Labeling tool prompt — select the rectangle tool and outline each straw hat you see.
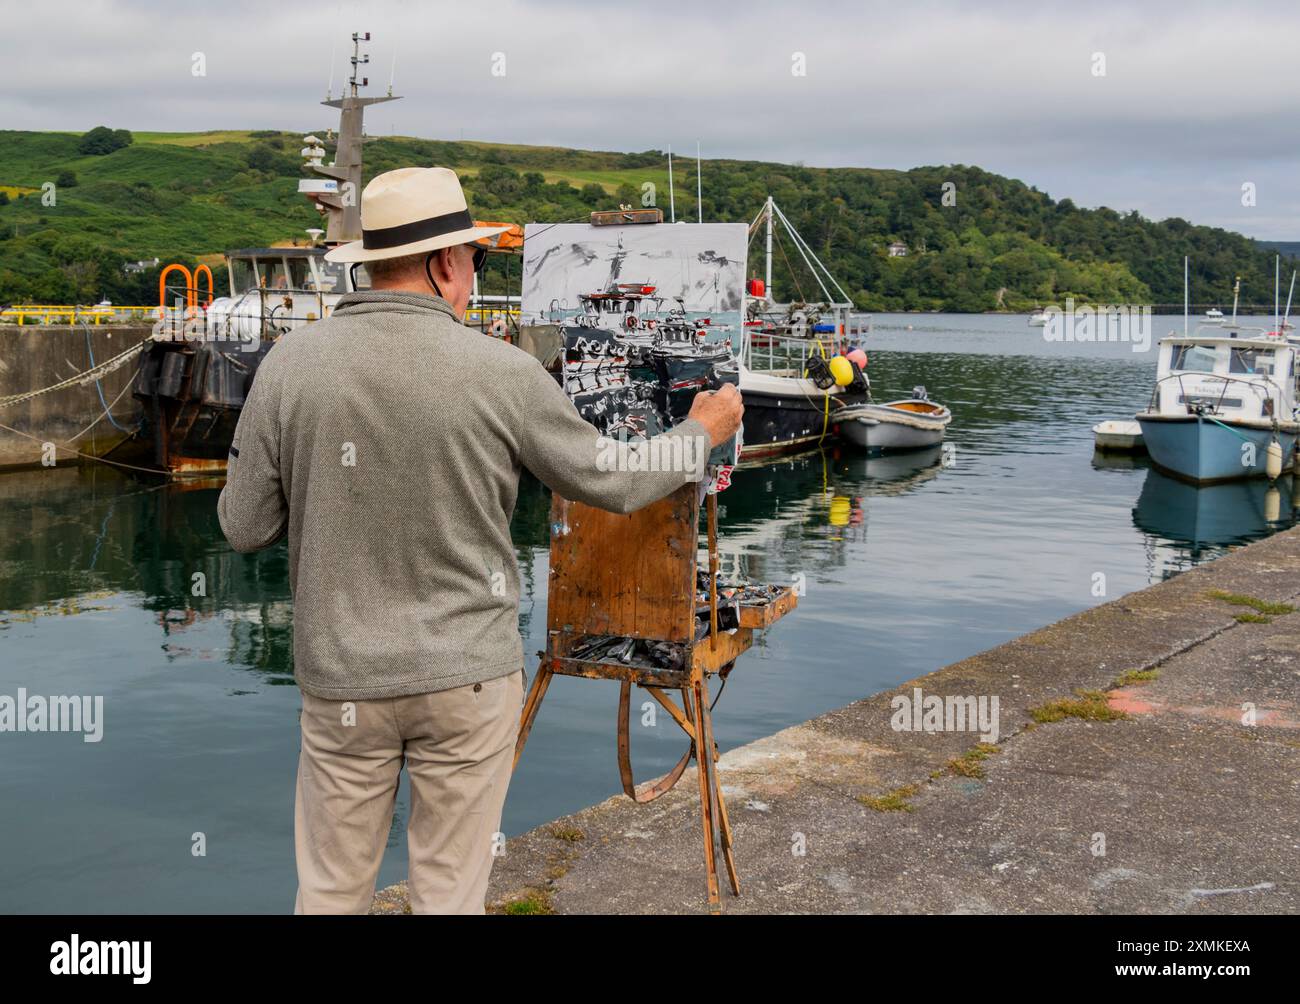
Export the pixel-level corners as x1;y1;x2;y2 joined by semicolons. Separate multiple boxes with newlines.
324;167;510;263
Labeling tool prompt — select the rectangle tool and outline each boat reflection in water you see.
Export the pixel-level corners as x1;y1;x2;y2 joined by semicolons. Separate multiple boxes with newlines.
716;444;944;578
1131;465;1300;578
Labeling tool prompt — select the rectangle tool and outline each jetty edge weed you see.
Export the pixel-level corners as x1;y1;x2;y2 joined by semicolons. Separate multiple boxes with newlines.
1029;688;1127;724
946;742;1002;779
1206;588;1297;625
858;783;921;813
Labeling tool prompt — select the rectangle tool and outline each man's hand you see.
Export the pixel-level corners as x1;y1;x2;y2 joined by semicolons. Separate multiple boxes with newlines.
687;383;744;447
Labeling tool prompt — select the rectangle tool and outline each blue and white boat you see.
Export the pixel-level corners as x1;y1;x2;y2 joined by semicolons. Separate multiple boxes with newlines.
1137;330;1300;484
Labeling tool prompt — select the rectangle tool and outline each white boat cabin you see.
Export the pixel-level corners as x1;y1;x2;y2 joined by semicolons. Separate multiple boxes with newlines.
1148;333;1298;428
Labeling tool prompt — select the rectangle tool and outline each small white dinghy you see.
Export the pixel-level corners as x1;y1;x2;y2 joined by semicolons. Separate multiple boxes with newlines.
837;386;952;454
1093;419;1145;453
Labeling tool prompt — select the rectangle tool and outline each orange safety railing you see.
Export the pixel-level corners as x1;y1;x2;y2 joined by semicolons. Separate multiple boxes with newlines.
194;264;214;307
159;263;194;315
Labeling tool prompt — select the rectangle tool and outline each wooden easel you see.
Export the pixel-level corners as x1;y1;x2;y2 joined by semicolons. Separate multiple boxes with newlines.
512;484;796;913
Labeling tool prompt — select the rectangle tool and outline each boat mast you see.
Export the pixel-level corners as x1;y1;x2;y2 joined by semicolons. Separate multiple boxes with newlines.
1183;255;1188;337
765;196;774;302
309;31;401;245
696;141;702;224
667;145;675;223
1232;276;1241;325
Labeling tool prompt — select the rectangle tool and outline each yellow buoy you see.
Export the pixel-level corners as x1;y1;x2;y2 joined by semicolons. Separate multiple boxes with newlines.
828;355;854;386
1266;438;1283;480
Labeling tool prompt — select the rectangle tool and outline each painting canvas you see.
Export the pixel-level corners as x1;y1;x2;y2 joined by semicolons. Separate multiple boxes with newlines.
520;222;747;467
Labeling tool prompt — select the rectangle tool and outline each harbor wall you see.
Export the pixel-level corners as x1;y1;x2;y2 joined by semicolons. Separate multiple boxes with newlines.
0;325;149;470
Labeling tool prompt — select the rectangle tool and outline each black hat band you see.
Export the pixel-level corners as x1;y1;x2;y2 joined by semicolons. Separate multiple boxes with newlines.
362;209;474;250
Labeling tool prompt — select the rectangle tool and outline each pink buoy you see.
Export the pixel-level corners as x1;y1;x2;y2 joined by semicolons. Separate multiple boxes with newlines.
847;349;868;369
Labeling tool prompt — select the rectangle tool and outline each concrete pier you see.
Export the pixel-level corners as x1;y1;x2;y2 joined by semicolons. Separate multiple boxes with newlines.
373;524;1300;915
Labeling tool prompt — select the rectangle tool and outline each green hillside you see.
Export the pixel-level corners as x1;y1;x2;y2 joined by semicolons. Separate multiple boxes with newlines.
0;126;1287;311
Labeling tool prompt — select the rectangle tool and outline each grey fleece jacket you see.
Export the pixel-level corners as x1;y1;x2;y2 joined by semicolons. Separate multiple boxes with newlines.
217;289;709;700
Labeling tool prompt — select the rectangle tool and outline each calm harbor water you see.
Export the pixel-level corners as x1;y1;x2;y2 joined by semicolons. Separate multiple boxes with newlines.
2;313;1296;913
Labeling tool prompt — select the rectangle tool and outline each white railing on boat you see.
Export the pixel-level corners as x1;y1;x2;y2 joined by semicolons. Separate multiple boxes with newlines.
738;325;868;374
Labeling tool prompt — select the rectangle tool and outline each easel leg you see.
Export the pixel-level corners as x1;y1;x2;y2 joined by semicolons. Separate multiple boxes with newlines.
705;698;741;897
512;663;554;772
691;675;721;913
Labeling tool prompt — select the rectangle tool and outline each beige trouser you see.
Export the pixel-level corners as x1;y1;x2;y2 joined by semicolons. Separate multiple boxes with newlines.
293;668;525;915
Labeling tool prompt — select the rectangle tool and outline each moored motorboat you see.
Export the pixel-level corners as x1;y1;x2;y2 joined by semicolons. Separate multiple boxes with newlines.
1136;329;1300;483
836;386;952;454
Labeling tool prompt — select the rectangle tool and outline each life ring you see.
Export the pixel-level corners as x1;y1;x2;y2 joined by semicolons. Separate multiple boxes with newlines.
645;319;657;330
625;314;639;330
489;317;508;337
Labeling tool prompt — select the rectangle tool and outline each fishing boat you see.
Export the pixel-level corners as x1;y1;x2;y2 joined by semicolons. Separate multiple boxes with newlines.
1204;307;1225;324
133;246;366;472
1028;308;1051;327
834;387;952;454
731;197;872;458
1136;329;1299;483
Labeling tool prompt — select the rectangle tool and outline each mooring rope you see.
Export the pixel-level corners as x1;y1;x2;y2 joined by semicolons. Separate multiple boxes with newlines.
0;337;150;410
84;324;136;433
0;415;179;476
64;378;136;444
1202;414;1255;444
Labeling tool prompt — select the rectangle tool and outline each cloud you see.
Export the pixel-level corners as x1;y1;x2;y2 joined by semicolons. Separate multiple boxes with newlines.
3;0;1298;237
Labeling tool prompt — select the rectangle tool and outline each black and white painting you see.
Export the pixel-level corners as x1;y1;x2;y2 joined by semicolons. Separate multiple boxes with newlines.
520;221;745;468
520;222;747;348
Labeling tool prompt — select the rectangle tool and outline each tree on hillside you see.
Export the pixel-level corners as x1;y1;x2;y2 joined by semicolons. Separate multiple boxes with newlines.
56;170;78;188
77;126;133;156
59;260;99;304
245;145;278;172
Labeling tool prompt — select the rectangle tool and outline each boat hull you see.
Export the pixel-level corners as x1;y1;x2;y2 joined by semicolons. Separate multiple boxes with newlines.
739;390;861;458
133;338;273;474
1137;413;1298;484
837;402;951;455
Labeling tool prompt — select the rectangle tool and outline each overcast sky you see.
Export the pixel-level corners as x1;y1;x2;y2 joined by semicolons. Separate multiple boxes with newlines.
4;0;1298;238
